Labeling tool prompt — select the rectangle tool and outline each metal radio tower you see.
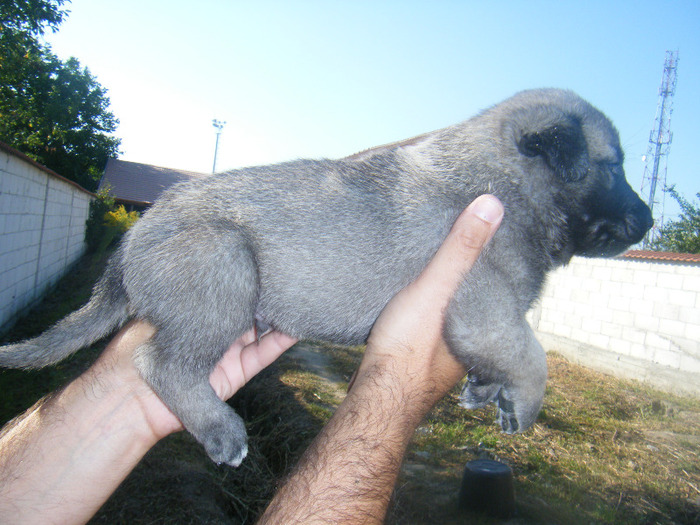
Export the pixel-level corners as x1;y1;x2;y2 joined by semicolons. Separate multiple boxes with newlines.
640;50;679;248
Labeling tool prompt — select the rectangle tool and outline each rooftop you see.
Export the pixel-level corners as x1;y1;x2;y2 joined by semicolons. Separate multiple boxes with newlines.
99;158;207;206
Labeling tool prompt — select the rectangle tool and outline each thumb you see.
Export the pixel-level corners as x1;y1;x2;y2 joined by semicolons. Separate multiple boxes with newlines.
416;194;503;302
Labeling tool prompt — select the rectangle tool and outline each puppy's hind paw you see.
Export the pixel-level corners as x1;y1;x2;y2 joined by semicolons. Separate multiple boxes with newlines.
459;374;502;409
227;442;249;468
200;418;249;468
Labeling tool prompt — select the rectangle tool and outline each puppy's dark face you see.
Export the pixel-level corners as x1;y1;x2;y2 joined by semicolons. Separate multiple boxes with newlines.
516;102;653;257
570;159;653;256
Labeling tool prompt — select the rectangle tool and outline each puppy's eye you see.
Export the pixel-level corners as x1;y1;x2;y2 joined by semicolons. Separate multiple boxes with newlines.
598;162;623;189
608;163;624;179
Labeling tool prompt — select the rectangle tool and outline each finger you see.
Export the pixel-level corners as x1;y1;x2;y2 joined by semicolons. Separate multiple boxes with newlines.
415;194;503;302
237;328;257;349
239;331;299;382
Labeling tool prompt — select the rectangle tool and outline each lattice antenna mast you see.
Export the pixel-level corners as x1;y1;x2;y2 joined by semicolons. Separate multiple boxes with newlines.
641;50;679;248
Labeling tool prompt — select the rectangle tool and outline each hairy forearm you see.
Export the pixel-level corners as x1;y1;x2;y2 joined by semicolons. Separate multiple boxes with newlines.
0;368;158;524
259;359;441;524
0;321;295;525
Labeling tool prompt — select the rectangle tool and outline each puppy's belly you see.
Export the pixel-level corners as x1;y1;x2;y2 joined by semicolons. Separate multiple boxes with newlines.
250;228;438;344
255;277;398;345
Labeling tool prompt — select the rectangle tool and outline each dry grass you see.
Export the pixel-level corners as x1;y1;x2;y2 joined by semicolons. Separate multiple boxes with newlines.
314;344;700;524
388;353;700;524
90;365;324;524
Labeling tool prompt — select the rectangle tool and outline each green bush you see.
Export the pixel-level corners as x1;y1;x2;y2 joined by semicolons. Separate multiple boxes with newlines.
85;186;139;254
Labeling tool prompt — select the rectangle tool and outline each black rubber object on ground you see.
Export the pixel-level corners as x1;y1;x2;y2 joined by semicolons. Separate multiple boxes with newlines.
458;458;516;519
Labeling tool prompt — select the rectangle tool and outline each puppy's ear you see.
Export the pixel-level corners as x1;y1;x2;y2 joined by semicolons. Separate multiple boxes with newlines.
517;116;589;182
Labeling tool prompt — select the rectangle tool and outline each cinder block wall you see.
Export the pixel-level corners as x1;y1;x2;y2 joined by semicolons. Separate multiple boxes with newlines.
0;144;93;333
528;255;700;397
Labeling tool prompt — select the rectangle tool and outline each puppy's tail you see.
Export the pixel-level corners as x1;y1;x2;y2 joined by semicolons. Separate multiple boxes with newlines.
0;248;130;369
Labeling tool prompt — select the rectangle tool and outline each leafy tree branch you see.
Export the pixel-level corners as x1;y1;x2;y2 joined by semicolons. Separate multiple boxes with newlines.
0;0;121;190
652;187;700;254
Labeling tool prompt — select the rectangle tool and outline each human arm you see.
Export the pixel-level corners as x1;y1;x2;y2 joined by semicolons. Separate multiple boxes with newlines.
0;322;297;525
258;194;504;524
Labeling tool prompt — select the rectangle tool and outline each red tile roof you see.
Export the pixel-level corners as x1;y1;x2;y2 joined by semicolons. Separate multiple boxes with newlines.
619;250;700;264
98;158;207;206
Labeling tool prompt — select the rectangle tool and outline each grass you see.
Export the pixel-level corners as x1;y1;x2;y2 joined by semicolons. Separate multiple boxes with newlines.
0;251;113;418
395;355;700;524
317;335;700;524
1;251;699;523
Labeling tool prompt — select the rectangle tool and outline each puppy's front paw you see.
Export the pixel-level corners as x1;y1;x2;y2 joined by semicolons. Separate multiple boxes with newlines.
495;386;542;434
496;388;520;433
459;374;502;409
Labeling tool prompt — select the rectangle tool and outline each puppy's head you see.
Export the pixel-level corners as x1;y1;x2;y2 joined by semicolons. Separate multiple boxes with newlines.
505;89;653;257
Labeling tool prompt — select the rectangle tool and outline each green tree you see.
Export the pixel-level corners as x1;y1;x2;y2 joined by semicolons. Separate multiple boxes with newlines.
0;0;121;190
0;0;67;34
652;187;700;254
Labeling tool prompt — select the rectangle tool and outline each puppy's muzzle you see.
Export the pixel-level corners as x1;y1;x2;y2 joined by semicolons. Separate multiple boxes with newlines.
623;200;654;244
578;196;653;257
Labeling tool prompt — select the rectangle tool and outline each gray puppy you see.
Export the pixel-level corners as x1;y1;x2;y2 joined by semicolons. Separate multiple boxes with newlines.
0;89;652;467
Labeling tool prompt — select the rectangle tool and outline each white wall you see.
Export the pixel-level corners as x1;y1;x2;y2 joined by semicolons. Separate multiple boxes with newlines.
0;144;93;333
529;255;700;397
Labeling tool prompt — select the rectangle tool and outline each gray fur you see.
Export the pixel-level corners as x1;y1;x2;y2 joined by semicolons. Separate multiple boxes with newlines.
0;89;652;466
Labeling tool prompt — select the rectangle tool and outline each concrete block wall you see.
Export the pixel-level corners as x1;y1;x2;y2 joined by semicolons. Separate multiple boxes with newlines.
0;144;93;333
528;255;700;397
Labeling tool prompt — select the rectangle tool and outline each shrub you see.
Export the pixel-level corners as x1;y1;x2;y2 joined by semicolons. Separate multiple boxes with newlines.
85;186;139;254
104;205;139;232
85;186;115;252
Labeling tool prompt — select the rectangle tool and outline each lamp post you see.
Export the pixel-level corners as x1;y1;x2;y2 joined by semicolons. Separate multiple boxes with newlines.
212;119;226;173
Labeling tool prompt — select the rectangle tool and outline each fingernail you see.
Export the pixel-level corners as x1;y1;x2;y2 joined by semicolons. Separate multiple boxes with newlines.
472;195;504;224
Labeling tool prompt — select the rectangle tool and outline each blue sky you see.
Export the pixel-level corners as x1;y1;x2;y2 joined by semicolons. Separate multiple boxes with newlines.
45;0;699;220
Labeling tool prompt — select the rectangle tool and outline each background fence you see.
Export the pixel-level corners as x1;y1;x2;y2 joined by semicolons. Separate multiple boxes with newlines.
0;142;93;333
528;253;700;397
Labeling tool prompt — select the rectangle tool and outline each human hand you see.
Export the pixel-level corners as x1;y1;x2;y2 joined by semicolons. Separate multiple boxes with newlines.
259;195;503;524
357;194;504;411
0;320;296;525
91;321;298;441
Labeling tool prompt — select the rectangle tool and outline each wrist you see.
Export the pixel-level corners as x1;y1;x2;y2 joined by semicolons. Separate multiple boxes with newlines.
260;346;450;524
350;358;440;433
354;345;465;423
86;321;184;443
68;360;163;451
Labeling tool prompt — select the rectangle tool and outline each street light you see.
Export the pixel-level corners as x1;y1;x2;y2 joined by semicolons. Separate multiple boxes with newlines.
212;119;226;173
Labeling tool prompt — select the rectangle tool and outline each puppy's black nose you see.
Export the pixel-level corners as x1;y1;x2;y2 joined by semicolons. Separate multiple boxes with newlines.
625;201;653;242
637;201;654;231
